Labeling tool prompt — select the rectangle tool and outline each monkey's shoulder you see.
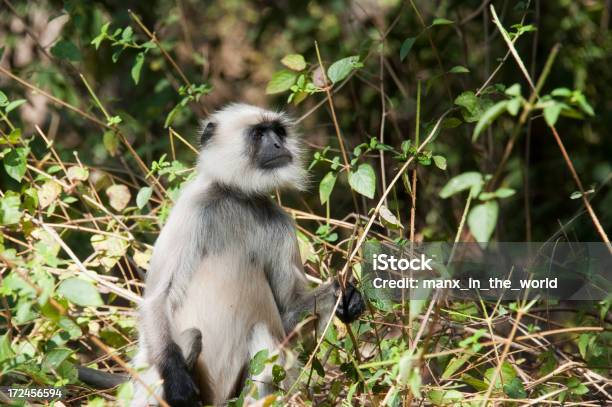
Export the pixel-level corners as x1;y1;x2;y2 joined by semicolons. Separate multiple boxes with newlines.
200;184;294;232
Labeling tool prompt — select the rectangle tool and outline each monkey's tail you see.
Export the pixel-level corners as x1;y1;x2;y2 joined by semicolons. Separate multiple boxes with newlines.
77;365;128;389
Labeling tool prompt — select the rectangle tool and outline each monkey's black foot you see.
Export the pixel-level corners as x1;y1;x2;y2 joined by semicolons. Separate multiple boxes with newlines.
161;342;201;407
163;367;200;407
335;281;366;323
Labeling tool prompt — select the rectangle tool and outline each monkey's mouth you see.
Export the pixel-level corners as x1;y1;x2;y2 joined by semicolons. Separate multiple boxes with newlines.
260;154;292;169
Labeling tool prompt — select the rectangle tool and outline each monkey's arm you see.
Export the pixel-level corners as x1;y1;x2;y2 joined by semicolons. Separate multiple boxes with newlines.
270;242;365;334
140;285;201;407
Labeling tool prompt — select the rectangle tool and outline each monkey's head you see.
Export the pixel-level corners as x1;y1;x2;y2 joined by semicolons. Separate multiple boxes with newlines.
197;103;306;194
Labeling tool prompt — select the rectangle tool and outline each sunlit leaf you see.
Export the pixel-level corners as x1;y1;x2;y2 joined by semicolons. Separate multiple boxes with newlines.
467;200;499;244
5;99;27;113
106;184;131;211
281;54;306;71
136;186;153;209
58;278;103;307
544;102;563;126
433;155;447;170
327;56;363;84
319;172;337;205
131;52;145;84
249;349;269;375
0;191;21;225
67;166;89;182
3;147;28;182
431;18;453;26
266;70;297;94
439;172;483;198
348;163;376;199
449;65;469;74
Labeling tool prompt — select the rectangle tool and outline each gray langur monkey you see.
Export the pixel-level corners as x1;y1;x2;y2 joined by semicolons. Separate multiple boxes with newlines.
131;103;365;406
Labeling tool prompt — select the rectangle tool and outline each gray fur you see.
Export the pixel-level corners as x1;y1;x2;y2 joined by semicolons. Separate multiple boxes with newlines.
132;104;338;406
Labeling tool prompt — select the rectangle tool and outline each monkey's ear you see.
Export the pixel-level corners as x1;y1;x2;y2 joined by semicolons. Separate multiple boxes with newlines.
200;121;216;147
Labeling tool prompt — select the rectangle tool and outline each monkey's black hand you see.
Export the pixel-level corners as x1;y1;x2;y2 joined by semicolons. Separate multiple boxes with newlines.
334;281;365;323
161;344;201;407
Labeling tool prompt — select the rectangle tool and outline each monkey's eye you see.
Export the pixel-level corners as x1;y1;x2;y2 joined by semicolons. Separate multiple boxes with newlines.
274;125;287;138
253;129;264;139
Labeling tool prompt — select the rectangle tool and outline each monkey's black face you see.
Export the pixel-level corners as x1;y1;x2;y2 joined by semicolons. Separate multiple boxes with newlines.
249;121;293;170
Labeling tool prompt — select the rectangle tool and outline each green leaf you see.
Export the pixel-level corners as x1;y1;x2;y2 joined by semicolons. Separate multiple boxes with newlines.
428;389;463;406
43;348;73;371
503;377;527;398
281;54;306;71
400;37;416;61
0;334;14;362
473;100;509;141
266;70;297;94
131;52;145;85
319;172;337;205
454;91;493;123
442;117;462;128
551;87;572;97
485;361;516;387
116;382;134;406
467;200;499;244
449;65;469;74
164;104;182;128
5;99;26;113
121;26;133;42
567;377;589;395
578;333;590;359
0;91;7;106
3;147;28;182
50;39;82;61
249;349;269;375
439;172;483;198
57;278;103;307
272;364;286;384
433;155;447;170
103;131;119;156
455;90;478;112
379;205;402;229
441;352;472;379
507;97;521;116
348;163;376;199
136;186;153;209
431;18;453;26
327;56;363;84
543;102;563;126
494;188;515;198
91;22;110;49
573;92;594;116
505;83;522;97
461;374;488;391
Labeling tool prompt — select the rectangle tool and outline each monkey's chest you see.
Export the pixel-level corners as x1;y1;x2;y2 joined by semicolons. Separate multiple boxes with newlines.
174;252;284;337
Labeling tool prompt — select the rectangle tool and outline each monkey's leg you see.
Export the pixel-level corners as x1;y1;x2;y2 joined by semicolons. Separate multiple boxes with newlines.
176;328;202;371
131;328;204;407
246;323;281;400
